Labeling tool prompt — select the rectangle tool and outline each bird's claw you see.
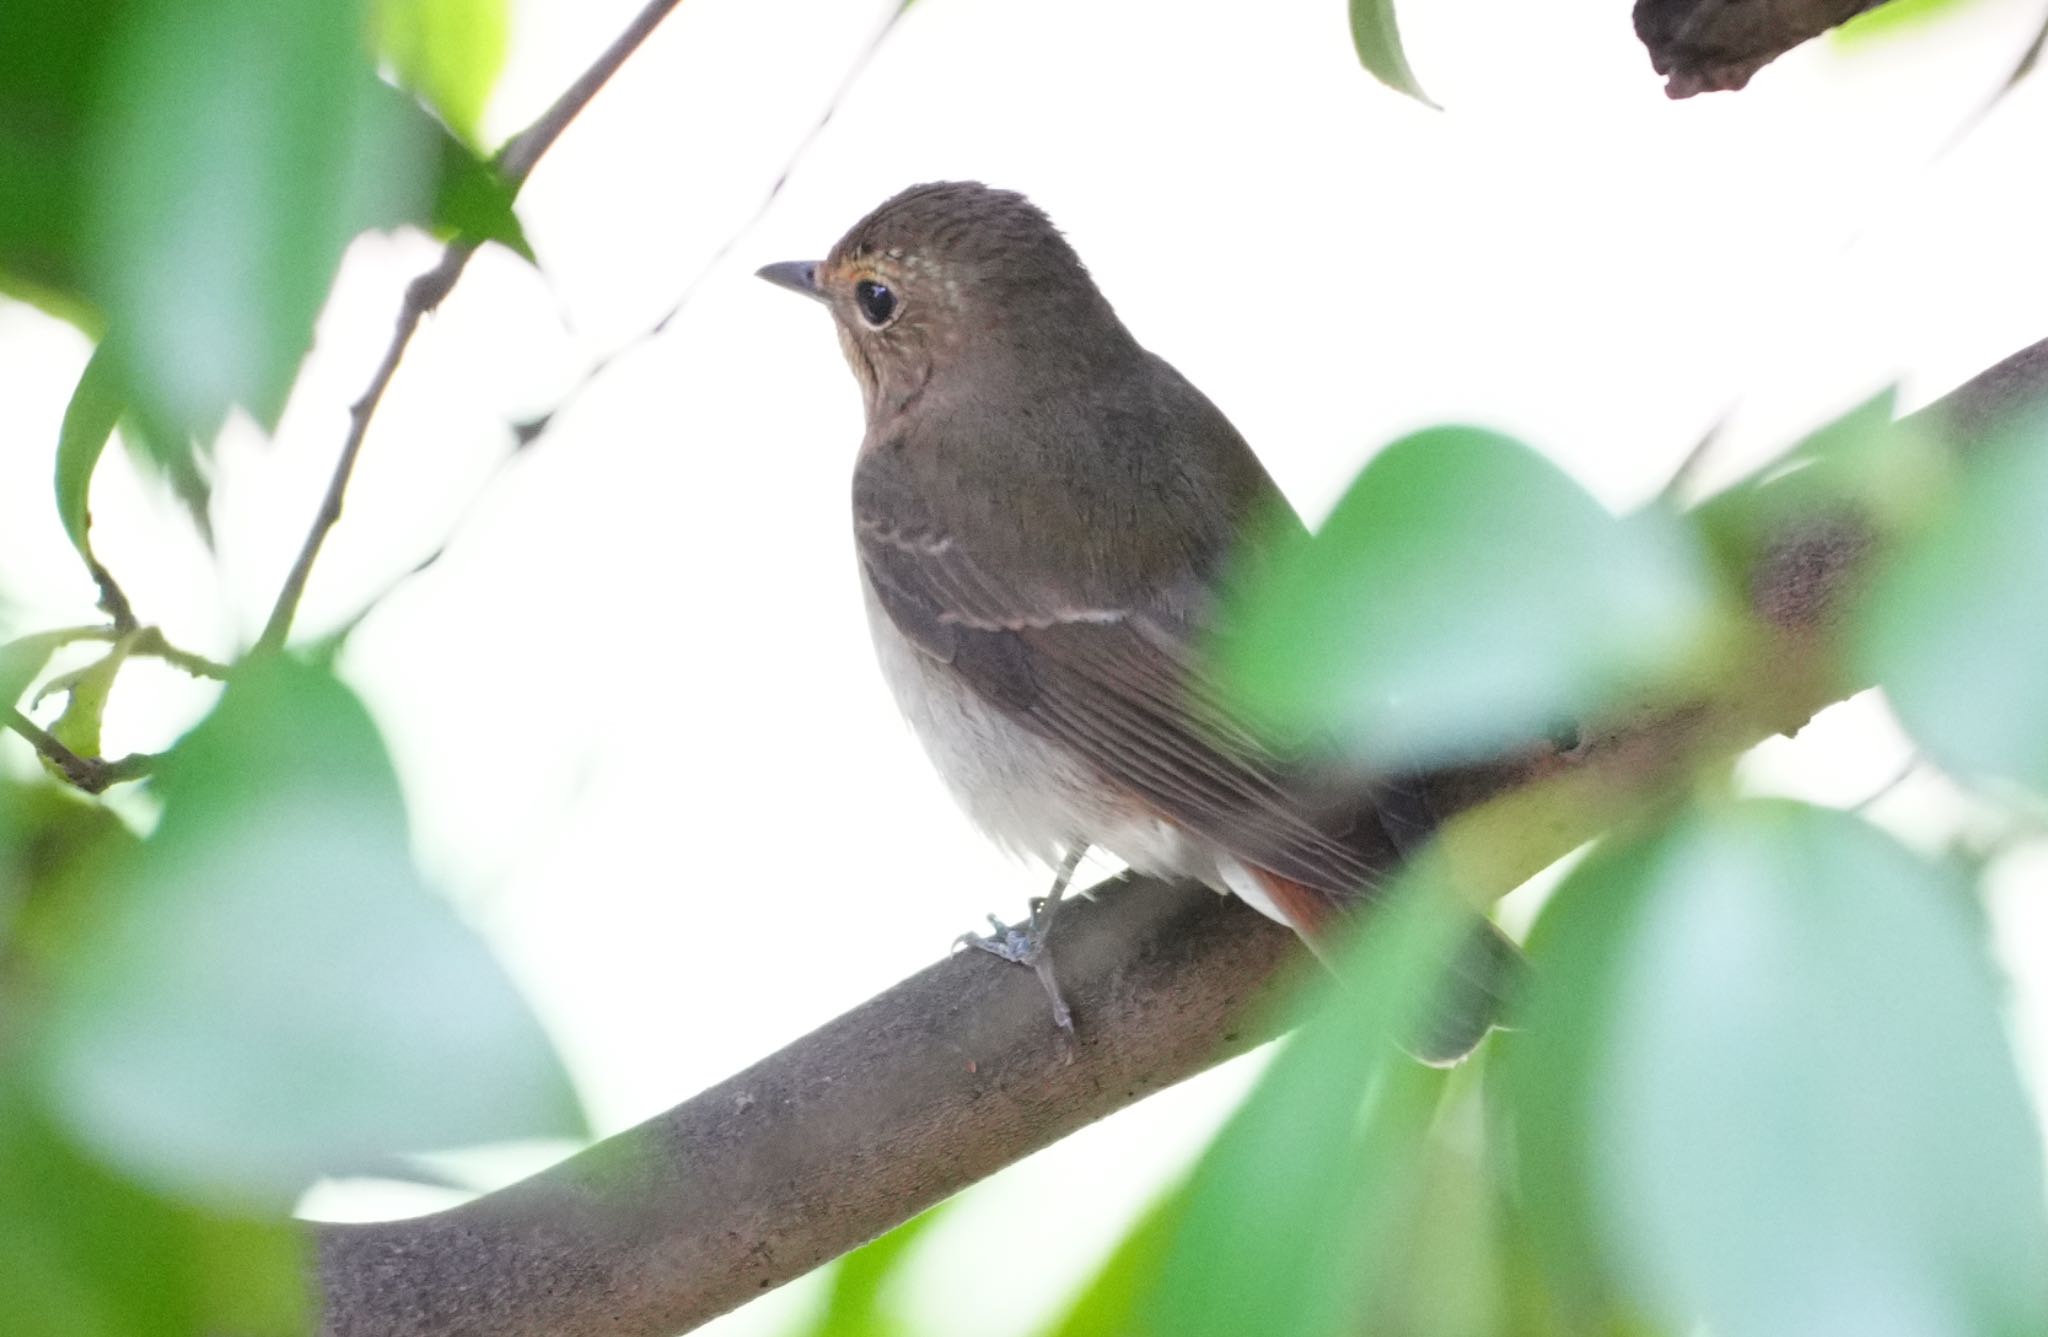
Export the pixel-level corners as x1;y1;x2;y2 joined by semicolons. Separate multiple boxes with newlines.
956;909;1074;1034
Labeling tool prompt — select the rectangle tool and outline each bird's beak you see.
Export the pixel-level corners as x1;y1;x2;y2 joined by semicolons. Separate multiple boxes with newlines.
755;260;828;304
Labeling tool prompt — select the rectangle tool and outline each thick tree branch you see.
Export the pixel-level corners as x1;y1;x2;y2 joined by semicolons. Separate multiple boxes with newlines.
307;334;2048;1336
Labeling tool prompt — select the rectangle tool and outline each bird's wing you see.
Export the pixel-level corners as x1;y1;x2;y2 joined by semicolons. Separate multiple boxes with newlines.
853;444;1396;904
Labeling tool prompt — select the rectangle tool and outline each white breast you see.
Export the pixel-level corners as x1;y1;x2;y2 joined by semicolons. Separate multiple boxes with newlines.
860;572;1213;885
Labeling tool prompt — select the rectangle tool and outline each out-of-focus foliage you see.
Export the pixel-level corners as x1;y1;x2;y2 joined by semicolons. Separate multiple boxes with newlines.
1858;410;2048;795
1348;0;1436;106
1077;399;2048;1337
53;341;123;573
30;659;585;1209
378;0;512;149
1217;425;1728;767
1508;803;2047;1337
784;1205;947;1337
1040;1188;1184;1337
1132;886;1461;1337
1834;0;1983;45
0;0;571;1327
0;0;527;455
0;1082;307;1337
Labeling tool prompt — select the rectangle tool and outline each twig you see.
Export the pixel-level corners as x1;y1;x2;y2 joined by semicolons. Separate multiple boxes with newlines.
430;0;916;459
1658;406;1733;504
130;626;231;681
1;704;154;794
86;557;138;635
254;253;471;656
253;0;693;656
15;625;232;682
313;0;916;643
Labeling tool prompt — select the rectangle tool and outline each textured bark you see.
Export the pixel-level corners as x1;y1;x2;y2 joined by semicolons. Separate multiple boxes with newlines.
306;335;2048;1336
1633;0;1886;97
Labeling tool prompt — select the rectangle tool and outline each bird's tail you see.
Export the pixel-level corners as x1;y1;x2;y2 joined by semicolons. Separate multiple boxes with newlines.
1229;862;1525;1066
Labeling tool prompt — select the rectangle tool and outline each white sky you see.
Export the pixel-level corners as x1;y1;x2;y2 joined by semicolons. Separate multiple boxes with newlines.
4;0;2048;1332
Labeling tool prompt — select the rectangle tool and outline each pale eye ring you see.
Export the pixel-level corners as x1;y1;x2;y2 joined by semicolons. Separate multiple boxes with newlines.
854;278;897;327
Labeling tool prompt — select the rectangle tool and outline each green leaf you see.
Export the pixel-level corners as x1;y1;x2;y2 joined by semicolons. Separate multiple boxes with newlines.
377;0;510;149
31;657;584;1209
1857;411;2048;797
1217;426;1725;767
1834;0;1979;44
1134;880;1468;1337
429;124;534;261
0;1082;311;1337
1040;1187;1186;1337
45;637;133;763
1507;802;2048;1337
54;342;124;566
0;0;111;332
1348;0;1437;107
788;1205;947;1337
1692;389;1947;570
0;777;141;960
0;631;83;709
85;0;438;438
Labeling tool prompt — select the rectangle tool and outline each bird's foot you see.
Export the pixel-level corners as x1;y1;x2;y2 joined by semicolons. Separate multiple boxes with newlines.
955;893;1074;1034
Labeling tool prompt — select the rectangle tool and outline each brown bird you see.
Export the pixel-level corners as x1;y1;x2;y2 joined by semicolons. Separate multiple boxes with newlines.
759;182;1516;1060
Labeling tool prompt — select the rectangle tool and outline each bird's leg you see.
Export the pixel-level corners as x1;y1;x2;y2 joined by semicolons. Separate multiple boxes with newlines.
956;844;1089;1032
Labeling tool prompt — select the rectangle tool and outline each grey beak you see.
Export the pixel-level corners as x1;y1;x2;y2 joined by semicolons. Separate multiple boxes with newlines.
756;260;827;304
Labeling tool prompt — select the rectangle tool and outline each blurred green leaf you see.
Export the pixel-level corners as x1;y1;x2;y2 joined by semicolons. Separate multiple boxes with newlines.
1498;830;1672;1320
1509;801;2048;1337
1835;0;1980;44
54;341;123;567
0;631;78;709
0;778;141;962
1857;412;2048;797
117;407;217;546
1348;0;1436;107
1041;1187;1185;1337
1218;426;1724;767
86;0;437;439
5;0;520;385
45;637;133;763
1692;389;1947;569
428;123;535;261
789;1205;946;1337
1361;1081;1507;1337
32;656;583;1209
1134;880;1469;1337
0;0;110;332
377;0;510;149
0;1081;309;1337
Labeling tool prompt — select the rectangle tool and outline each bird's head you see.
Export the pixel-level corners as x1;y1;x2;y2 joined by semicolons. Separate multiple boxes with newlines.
757;181;1133;419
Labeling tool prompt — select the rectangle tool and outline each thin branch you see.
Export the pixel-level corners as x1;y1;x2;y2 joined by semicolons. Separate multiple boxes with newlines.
254;253;469;656
86;557;138;636
16;624;233;682
253;0;692;656
317;0;916;643
130;626;231;681
467;0;915;457
1;704;154;795
311;336;2048;1337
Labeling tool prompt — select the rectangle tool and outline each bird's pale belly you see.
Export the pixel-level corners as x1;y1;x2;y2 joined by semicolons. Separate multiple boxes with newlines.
861;574;1218;886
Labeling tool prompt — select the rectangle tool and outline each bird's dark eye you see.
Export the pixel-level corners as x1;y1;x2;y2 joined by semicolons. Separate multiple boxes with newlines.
854;279;897;327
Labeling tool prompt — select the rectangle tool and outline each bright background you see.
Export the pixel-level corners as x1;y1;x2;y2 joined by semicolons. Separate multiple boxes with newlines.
4;0;2048;1331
